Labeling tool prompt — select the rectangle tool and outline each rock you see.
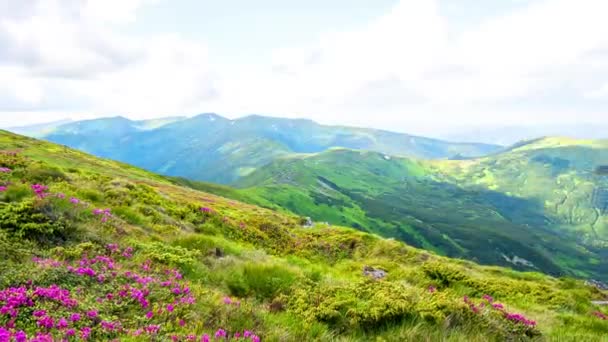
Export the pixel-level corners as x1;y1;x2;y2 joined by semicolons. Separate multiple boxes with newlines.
301;216;314;228
586;279;608;290
363;265;387;280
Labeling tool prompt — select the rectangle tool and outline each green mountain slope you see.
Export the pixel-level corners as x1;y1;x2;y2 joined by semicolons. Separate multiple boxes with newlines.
1;130;608;341
233;139;608;281
39;114;501;183
430;137;608;245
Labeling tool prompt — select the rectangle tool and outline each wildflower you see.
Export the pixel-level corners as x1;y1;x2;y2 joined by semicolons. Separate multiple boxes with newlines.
31;184;49;198
146;311;154;319
201;334;210;342
56;193;66;199
37;316;54;329
145;325;160;334
0;167;11;173
33;310;47;317
179;319;186;327
93;208;112;222
122;247;134;258
505;313;536;326
15;331;27;342
223;296;232;305
0;186;6;192
252;335;260;342
106;243;119;253
70;197;79;204
0;328;10;341
200;207;212;213
482;294;494;303
57;317;69;329
428;285;436;293
243;331;253;338
234;332;242;339
593;311;608;320
80;327;92;340
215;329;227;338
142;259;152;272
66;329;76;337
86;310;98;319
167;304;175;312
70;313;82;322
492;303;505;310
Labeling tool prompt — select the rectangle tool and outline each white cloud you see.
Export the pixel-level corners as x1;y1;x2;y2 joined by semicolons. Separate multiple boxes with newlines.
0;0;607;132
212;0;608;127
0;0;214;122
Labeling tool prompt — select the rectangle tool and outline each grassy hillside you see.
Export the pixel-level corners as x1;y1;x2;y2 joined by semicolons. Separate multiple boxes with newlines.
1;130;607;341
39;114;501;184
430;137;608;245
233;140;608;281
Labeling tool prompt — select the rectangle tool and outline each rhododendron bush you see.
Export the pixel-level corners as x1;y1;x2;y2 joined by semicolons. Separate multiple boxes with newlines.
0;244;260;341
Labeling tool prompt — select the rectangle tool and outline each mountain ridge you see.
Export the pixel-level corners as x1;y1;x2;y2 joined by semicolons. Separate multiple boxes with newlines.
34;114;502;183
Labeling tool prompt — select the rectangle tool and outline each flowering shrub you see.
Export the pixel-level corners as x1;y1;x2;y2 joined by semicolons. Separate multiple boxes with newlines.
92;208;112;223
31;184;49;199
0;244;262;341
463;294;540;337
593;311;608;320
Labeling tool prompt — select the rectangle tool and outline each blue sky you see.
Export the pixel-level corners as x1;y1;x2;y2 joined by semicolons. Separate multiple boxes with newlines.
0;0;607;136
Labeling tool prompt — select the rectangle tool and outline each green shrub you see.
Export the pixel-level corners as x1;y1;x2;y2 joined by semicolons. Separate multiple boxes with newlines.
422;261;468;287
0;199;78;243
226;269;250;298
0;229;35;262
290;280;419;331
26;165;68;182
77;188;103;202
113;206;147;225
226;263;298;300
173;234;243;257
135;241;201;267
0;183;32;202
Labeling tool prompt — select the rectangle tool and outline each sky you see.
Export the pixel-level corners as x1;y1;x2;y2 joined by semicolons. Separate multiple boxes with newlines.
0;0;607;137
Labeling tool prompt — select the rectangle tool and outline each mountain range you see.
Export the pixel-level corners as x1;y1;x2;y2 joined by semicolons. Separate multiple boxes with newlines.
7;115;608;282
25;114;501;184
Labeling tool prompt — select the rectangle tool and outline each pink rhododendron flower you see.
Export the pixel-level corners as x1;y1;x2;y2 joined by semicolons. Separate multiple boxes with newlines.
215;329;227;338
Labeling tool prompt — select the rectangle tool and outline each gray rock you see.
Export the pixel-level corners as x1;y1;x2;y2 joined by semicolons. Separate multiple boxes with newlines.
363;265;387;279
586;279;608;290
301;216;314;228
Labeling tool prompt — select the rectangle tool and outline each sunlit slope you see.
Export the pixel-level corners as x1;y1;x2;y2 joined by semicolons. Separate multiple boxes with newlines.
235;140;608;280
430;137;608;245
